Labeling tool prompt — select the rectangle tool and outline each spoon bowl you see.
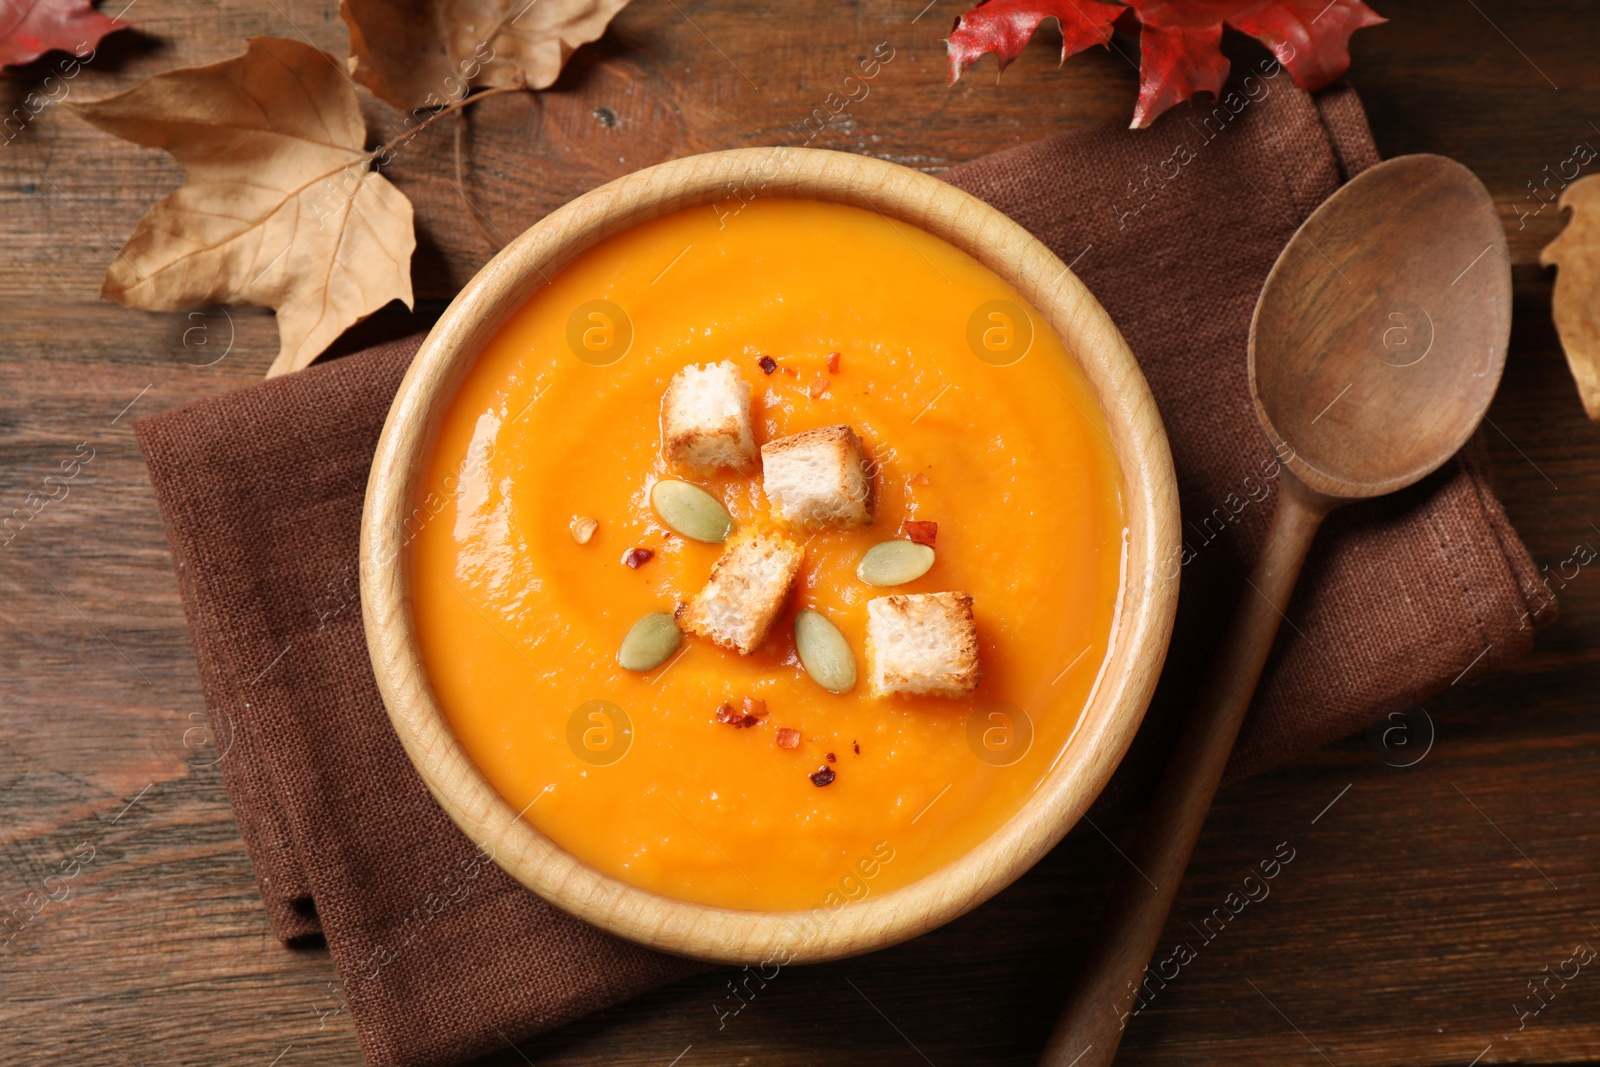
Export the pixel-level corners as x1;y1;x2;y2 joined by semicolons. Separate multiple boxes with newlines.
1251;154;1511;499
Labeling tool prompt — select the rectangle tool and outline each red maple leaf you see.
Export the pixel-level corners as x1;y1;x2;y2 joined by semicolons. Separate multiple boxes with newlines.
1;0;125;70
948;0;1385;128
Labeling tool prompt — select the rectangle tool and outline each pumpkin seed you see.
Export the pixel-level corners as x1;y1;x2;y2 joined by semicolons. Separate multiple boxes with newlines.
617;612;682;671
855;540;935;586
651;480;732;543
794;609;857;694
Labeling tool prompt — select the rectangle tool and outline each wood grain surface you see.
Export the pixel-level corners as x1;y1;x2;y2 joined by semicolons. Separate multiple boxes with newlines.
1;1;1597;1065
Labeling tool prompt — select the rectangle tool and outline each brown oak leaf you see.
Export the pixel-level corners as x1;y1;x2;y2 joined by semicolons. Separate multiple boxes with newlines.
0;0;125;69
342;0;632;110
72;36;414;377
1541;173;1600;420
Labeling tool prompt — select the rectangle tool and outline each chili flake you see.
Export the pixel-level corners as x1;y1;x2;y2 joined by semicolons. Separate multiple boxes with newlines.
715;700;765;728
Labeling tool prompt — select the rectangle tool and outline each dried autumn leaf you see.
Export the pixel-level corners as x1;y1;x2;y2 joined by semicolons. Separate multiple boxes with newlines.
0;0;124;69
1541;174;1600;420
947;0;1386;128
342;0;632;110
72;36;414;377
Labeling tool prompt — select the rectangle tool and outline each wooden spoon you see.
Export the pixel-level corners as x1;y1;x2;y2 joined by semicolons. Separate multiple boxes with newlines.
1040;154;1511;1067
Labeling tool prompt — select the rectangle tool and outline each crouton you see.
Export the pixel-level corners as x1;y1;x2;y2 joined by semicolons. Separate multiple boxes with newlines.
865;592;979;698
760;424;873;527
660;361;758;472
677;528;803;655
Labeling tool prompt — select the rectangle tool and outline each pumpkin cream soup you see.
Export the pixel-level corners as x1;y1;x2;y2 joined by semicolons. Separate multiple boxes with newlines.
409;198;1124;911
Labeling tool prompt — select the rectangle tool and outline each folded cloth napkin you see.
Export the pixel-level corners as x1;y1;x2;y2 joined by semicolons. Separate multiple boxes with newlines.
136;81;1552;1067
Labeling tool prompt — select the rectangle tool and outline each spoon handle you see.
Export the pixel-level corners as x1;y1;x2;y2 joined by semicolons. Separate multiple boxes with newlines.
1040;476;1329;1067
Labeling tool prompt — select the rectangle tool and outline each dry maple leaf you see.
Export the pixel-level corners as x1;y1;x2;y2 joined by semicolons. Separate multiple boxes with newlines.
947;0;1386;128
0;0;125;68
342;0;632;110
72;36;414;377
1541;174;1600;420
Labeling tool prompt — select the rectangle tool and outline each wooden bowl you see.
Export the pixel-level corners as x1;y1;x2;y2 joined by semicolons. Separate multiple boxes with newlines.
362;148;1180;965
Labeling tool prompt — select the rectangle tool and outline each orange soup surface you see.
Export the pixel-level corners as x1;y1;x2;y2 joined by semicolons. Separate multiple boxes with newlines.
411;198;1125;911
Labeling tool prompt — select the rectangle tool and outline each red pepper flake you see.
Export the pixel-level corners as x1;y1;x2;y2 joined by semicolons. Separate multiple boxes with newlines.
622;547;654;568
807;376;830;399
903;521;937;547
776;727;801;750
825;751;836;763
715;700;764;728
910;472;930;486
827;351;841;373
757;355;778;375
809;766;836;787
852;740;860;755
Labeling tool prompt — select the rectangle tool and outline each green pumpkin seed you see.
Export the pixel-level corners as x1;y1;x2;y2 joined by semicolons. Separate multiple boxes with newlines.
618;612;682;671
651;480;732;543
856;540;935;587
794;609;857;694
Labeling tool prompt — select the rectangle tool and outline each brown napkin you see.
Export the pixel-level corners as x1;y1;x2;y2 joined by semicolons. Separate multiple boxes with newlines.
136;82;1550;1067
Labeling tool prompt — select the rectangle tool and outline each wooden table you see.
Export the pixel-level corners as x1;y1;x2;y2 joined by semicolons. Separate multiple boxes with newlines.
3;2;1598;1064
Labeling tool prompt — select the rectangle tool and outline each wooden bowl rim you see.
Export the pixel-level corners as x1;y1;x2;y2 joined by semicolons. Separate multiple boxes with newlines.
361;146;1180;965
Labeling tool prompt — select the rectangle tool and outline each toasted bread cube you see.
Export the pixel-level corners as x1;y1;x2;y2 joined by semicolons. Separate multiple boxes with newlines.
760;424;873;527
661;361;758;473
677;528;803;655
866;592;979;698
